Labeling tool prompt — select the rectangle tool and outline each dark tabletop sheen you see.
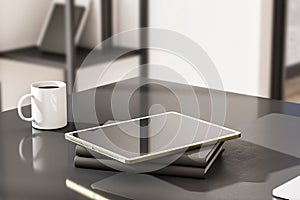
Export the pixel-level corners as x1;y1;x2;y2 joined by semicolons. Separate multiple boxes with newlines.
1;77;300;200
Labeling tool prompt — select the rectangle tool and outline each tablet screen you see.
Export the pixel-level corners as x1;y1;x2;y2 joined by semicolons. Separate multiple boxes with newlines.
66;112;240;163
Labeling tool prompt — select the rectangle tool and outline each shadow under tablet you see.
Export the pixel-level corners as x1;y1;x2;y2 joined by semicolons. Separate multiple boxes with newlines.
88;139;300;199
158;113;300;192
159;139;300;192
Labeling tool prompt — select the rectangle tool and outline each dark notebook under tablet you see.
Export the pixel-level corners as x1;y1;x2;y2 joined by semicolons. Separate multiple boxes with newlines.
74;145;224;178
76;142;224;167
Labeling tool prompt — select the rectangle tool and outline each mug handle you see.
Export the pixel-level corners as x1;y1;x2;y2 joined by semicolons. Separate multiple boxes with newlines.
18;94;33;121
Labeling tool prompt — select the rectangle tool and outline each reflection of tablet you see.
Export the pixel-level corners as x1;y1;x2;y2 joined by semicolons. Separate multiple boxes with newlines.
65;112;240;164
38;0;90;54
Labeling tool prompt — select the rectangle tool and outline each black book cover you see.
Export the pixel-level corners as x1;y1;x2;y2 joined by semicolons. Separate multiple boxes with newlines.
74;146;224;178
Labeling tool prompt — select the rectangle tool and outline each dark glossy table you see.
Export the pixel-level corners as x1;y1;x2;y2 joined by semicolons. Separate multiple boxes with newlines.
1;78;300;200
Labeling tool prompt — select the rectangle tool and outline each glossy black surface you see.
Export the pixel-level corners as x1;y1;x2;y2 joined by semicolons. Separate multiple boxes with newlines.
1;77;300;200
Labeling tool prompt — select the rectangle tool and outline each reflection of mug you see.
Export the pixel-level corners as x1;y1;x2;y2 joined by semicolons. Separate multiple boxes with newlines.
17;81;67;130
19;129;68;172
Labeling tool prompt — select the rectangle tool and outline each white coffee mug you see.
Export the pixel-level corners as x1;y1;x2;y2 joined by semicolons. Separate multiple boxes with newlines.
17;81;67;130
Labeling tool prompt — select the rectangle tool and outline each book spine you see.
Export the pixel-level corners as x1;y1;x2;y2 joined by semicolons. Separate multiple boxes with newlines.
74;156;113;170
75;142;223;167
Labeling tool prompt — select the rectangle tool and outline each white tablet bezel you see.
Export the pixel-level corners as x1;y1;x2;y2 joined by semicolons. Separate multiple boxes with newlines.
37;0;91;47
65;111;241;164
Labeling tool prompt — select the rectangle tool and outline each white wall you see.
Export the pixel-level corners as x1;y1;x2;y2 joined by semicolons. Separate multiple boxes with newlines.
0;0;103;51
285;0;300;67
113;0;140;48
79;0;102;48
76;56;140;92
0;0;52;51
0;0;137;111
0;59;64;111
148;0;273;97
0;0;274;112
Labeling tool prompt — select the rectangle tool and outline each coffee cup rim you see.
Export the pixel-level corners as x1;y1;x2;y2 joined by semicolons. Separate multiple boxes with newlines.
31;81;66;89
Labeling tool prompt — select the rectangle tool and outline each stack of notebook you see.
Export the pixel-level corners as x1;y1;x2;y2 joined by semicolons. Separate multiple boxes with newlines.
74;141;224;178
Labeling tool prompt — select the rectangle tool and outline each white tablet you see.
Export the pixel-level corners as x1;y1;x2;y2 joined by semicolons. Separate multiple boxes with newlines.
65;112;240;164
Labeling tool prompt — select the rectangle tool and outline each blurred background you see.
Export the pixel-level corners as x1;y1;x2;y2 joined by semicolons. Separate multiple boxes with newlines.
0;0;297;112
285;0;300;103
